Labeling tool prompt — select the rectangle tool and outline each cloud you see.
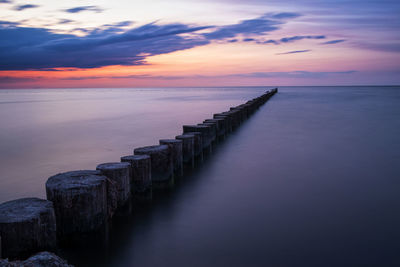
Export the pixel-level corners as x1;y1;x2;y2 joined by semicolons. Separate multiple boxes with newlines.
269;12;302;19
243;38;255;42
103;21;134;27
0;13;299;70
0;76;38;83
0;22;211;70
0;20;19;27
260;39;279;45
322;39;346;45
252;35;326;45
355;42;400;52
280;35;325;43
229;70;356;78
64;5;103;13
276;50;311;55
203;12;299;40
0;0;13;3
58;19;74;25
50;70;357;81
13;4;39;11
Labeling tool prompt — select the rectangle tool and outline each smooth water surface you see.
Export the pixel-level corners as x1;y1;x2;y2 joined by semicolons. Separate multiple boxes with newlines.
0;87;263;202
1;86;399;266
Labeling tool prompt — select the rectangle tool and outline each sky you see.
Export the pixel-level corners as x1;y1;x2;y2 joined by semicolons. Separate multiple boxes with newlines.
0;0;399;88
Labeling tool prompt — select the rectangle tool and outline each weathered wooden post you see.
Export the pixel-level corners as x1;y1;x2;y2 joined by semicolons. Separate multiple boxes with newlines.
46;170;114;243
221;111;239;130
175;134;195;168
134;145;174;190
121;155;152;202
204;118;225;139
160;139;183;178
96;162;131;214
198;123;217;144
183;125;212;151
230;107;246;124
245;100;256;115
183;132;203;162
238;104;249;119
0;198;57;259
214;114;232;133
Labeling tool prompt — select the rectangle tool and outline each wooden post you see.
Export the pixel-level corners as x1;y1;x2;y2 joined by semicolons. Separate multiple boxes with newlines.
134;145;174;190
160;139;183;178
175;134;195;168
46;170;114;243
0;198;57;259
121;155;152;202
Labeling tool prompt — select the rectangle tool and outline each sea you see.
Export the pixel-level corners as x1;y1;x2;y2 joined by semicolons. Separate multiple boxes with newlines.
0;86;399;266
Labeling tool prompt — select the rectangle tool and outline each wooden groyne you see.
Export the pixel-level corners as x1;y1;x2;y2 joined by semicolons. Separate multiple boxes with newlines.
0;88;278;263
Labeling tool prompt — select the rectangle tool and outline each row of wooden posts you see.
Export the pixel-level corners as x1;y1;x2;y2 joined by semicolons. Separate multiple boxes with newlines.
0;88;278;261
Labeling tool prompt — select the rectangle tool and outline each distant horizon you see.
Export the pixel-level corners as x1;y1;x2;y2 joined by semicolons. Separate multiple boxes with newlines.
1;0;399;88
1;85;400;90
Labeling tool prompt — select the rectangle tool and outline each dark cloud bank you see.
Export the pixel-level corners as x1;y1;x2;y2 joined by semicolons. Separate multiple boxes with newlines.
0;12;326;70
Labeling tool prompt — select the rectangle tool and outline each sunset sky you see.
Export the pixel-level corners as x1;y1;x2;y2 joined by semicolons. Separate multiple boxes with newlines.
0;0;399;88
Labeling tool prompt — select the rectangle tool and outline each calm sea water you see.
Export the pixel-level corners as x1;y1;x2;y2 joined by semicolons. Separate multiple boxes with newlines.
1;86;399;266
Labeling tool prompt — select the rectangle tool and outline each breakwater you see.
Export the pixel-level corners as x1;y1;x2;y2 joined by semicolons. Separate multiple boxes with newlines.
0;88;277;263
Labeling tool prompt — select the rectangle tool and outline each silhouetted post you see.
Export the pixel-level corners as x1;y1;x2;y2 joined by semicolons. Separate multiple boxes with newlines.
160;139;183;178
134;145;174;190
96;162;131;214
238;104;249;119
200;121;218;141
196;123;215;153
199;122;217;143
121;155;152;202
230;107;246;123
204;118;225;139
0;198;57;259
183;125;212;151
245;100;256;114
175;134;195;168
46;170;114;243
214;114;232;133
221;111;239;130
183;131;203;162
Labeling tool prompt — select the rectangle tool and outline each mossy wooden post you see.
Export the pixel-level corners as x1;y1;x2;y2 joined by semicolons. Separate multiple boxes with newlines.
175;134;195;169
96;162;131;215
0;198;57;259
160;139;183;178
121;155;152;202
46;170;114;244
134;145;174;190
